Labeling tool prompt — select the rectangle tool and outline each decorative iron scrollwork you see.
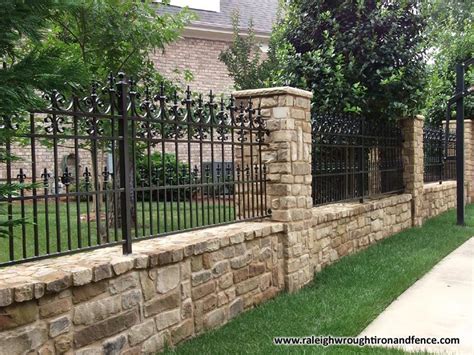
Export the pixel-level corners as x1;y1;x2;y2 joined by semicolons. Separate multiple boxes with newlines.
61;167;72;186
1;114;20;130
44;115;65;134
17;169;26;183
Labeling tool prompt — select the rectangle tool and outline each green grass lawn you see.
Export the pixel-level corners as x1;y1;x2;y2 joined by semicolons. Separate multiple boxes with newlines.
165;205;474;355
0;200;234;264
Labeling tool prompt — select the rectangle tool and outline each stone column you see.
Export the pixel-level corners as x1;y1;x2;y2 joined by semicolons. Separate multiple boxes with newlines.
233;87;313;292
400;115;424;226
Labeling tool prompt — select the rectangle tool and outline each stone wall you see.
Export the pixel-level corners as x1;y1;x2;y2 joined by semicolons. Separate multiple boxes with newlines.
309;194;413;271
0;192;439;354
464;120;474;201
234;87;314;292
0;222;285;354
421;181;457;222
400;116;425;227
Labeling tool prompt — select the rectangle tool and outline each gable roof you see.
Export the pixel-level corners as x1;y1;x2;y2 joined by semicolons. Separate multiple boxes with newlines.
158;0;279;36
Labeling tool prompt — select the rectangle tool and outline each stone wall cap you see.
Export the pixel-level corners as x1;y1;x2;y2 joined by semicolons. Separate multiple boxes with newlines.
0;220;282;306
311;193;412;224
442;119;474;124
233;86;313;99
423;180;457;193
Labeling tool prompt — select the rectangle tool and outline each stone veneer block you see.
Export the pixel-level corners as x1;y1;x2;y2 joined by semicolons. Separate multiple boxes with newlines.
421;181;457;222
0;220;284;353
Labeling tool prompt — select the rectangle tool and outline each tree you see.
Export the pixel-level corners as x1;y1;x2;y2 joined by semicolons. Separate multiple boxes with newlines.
0;0;78;238
270;0;427;120
0;0;85;115
0;0;192;239
46;0;193;85
422;0;473;124
219;12;271;90
1;0;193;114
42;0;193;235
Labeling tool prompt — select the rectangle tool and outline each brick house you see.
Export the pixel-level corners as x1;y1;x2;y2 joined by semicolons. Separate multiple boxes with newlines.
153;0;279;94
1;0;279;183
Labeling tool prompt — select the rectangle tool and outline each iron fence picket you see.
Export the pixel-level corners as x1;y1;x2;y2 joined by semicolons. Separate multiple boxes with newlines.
312;113;404;206
423;125;456;183
0;73;270;266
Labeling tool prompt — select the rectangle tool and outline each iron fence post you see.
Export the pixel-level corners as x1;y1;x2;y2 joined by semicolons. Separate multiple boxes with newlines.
455;63;465;226
439;128;443;184
117;73;133;254
359;117;365;203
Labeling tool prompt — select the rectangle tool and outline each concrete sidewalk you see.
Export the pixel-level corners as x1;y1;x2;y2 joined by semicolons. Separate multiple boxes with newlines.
360;237;474;354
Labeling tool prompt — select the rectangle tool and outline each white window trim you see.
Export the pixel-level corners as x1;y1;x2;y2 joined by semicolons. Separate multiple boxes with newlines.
156;0;220;12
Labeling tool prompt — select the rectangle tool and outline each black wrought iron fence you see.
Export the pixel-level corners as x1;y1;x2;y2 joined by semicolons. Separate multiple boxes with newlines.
0;73;270;266
311;114;404;206
423;125;456;183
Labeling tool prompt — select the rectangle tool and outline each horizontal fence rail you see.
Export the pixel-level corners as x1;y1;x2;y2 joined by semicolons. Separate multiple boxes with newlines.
311;114;404;206
423;125;456;183
0;73;270;266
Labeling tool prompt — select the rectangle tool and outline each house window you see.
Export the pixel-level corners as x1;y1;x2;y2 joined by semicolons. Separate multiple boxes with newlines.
158;0;220;12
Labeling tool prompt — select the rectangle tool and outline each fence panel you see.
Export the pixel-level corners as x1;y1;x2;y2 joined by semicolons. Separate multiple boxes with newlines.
0;73;270;266
423;125;456;183
311;114;404;206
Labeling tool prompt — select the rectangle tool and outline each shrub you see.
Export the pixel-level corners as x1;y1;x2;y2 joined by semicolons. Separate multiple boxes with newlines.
270;0;427;120
136;152;191;201
219;12;272;90
69;180;93;202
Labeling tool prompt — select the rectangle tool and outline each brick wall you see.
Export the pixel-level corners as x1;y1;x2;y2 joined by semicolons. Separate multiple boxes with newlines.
0;143;94;183
151;37;234;95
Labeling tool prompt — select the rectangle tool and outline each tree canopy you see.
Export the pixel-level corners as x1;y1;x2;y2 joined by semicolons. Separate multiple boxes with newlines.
46;0;192;86
422;0;473;124
0;0;82;115
219;12;274;90
221;0;472;122
274;0;427;119
0;0;192;116
0;0;191;237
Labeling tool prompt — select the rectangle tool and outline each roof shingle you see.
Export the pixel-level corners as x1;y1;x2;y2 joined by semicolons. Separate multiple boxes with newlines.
158;0;279;35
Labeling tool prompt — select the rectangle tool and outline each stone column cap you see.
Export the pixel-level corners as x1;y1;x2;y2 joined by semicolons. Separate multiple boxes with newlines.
399;115;424;122
233;86;313;99
442;119;474;124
